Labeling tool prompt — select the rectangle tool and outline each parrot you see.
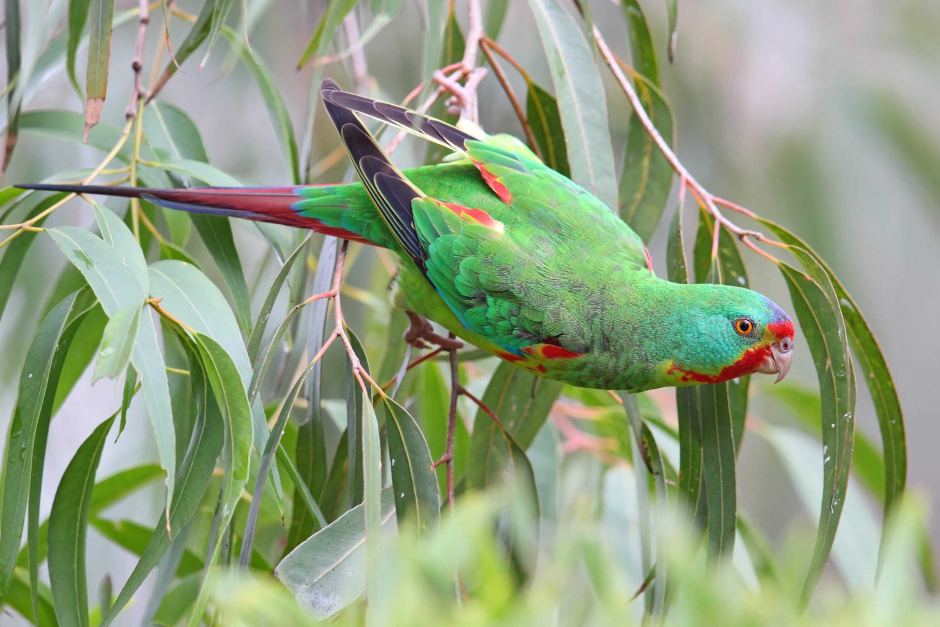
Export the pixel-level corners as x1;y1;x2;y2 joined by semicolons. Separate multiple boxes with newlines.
19;79;794;392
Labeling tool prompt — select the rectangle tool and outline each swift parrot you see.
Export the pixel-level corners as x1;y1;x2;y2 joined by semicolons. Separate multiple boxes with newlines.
20;80;795;391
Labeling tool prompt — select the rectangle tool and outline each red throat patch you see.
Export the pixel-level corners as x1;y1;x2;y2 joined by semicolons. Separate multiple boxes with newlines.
670;345;773;384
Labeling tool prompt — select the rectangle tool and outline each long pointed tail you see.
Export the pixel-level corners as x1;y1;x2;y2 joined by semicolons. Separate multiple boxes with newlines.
15;182;375;244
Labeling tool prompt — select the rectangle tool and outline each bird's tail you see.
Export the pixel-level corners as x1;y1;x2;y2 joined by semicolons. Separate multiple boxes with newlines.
15;182;379;245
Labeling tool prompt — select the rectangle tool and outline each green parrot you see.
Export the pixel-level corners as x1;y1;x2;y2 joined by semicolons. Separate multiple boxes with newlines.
20;80;794;391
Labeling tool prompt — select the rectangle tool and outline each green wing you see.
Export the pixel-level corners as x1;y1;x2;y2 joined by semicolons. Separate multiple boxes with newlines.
320;81;648;354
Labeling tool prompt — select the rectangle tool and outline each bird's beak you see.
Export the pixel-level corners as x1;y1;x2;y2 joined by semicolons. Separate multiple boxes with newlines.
756;337;794;383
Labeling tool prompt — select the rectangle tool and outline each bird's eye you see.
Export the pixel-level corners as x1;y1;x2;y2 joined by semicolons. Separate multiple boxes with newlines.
733;318;754;336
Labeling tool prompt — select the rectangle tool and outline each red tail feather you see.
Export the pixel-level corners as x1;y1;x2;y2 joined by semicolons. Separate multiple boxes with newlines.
15;183;371;243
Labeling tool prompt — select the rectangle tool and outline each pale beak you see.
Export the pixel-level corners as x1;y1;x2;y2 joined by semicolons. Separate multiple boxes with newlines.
756;337;794;383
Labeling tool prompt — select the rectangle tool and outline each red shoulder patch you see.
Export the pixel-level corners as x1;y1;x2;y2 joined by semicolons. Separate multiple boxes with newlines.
472;160;513;204
441;201;504;232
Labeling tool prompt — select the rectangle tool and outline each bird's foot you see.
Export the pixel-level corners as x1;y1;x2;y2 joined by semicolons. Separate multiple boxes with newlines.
404;311;463;351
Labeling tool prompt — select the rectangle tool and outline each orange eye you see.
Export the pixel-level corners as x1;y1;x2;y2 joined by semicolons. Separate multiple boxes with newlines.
734;318;754;335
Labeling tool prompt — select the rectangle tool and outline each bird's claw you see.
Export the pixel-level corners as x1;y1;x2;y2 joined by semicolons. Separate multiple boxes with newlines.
404;312;463;350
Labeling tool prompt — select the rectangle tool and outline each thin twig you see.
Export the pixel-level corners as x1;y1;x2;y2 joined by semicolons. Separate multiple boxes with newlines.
125;0;151;119
479;39;541;158
592;25;783;264
439;336;460;510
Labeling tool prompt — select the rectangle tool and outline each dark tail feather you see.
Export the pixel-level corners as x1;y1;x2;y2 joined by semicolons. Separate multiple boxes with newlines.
15;182;371;242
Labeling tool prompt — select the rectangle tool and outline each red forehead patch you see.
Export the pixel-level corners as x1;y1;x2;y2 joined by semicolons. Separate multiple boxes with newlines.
768;320;794;338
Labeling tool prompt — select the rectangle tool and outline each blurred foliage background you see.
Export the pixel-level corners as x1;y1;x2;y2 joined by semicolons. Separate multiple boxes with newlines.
0;0;938;624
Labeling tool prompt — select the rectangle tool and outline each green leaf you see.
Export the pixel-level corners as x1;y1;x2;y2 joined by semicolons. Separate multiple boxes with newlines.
67;0;92;97
4;0;22;168
89;518;203;577
483;0;510;41
0;290;94;607
48;414;115;627
220;28;301;185
275;490;395;619
47;224;177;514
93;303;141;381
0;192;68;322
83;0;115;139
622;0;660;85
698;378;736;559
296;0;357;69
466;364;548;496
526;0;618;208
619;74;674;243
102;361;223;626
194;333;253;520
778;259;855;605
148;260;250;381
383;397;440;535
761;219;905;524
6;570;57;626
240;349;324;566
468;362;563;452
665;0;679;62
247;234;311;363
667;208;706;524
759;425;877;590
189;215;252;334
525;82;570;176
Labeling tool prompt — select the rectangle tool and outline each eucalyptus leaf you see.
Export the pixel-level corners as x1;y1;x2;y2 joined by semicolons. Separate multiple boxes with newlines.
48;414;115;627
526;0;618;208
275;490;395;619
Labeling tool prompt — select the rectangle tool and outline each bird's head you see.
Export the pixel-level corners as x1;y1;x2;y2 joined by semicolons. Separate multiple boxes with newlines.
655;284;795;387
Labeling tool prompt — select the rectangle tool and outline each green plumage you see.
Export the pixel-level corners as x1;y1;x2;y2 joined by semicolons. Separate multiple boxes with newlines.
290;86;795;391
23;84;794;391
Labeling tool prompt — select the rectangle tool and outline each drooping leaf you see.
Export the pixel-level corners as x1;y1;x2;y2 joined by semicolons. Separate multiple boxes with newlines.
93;303;142;381
48;414;115;627
296;0;358;69
620;75;674;243
778;258;855;605
102;361;223;626
761;218;905;525
621;0;660;85
466;363;548;500
275;490;395;619
66;0;92;97
525;82;570;176
3;0;22;169
526;0;618;208
698;377;737;559
0;192;68;322
383;397;440;535
83;0;116;140
667;207;706;525
0;290;94;607
47;223;177;514
759;425;878;590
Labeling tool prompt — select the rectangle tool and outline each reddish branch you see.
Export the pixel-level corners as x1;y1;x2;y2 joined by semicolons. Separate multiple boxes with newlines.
592;25;787;263
125;0;151;118
478;38;541;158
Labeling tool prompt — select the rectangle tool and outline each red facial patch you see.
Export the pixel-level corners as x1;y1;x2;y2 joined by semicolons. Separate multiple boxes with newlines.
644;247;655;272
441;202;503;231
767;320;794;339
472;161;513;204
